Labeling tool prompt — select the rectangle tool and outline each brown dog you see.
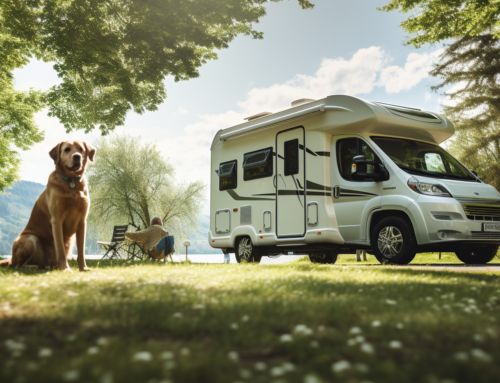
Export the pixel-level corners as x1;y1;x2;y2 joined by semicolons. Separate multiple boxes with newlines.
10;141;95;271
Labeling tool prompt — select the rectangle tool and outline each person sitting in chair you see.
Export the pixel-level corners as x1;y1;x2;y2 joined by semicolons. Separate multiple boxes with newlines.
125;217;174;262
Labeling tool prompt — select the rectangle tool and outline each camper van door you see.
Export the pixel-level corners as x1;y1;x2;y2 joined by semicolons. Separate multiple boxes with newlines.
276;127;306;237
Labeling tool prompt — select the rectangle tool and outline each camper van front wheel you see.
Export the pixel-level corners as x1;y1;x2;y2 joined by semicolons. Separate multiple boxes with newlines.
372;216;416;265
235;237;262;263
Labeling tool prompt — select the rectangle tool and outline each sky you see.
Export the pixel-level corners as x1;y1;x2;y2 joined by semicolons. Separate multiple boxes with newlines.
13;0;445;214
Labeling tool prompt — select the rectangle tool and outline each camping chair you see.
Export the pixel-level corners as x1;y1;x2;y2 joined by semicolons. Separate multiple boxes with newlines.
149;235;175;262
97;225;129;259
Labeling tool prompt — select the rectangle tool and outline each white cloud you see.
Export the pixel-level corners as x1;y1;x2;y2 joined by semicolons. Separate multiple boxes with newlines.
379;50;442;93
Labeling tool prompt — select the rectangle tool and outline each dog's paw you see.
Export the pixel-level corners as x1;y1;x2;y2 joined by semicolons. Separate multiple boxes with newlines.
79;267;91;272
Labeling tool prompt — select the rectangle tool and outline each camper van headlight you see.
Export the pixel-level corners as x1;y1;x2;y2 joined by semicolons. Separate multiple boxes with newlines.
407;177;451;197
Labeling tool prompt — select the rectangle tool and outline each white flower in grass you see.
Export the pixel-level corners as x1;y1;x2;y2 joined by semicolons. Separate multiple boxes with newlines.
331;360;351;373
62;370;80;381
66;290;79;297
293;324;313;336
172;312;183;319
4;339;25;353
160;351;174;360
133;351;153;362
349;326;362;335
310;340;319;348
240;368;252;379
389;340;402;349
228;351;239;362
270;366;286;377
282;362;295;372
470;348;492;363
280;334;293;343
231;322;239;330
66;334;77;342
96;337;109;346
241;315;250;322
396;322;404;329
473;334;484;342
385;299;397;305
303;373;323;383
87;346;99;355
193;304;205;310
38;348;53;358
254;362;267;371
371;320;381;328
360;342;375;354
453;352;469;362
180;347;190;356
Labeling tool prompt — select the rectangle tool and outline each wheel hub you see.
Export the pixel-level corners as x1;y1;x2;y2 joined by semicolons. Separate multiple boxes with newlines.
377;226;403;258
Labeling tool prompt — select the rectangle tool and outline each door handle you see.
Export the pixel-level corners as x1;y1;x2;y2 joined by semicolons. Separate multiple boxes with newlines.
333;185;340;199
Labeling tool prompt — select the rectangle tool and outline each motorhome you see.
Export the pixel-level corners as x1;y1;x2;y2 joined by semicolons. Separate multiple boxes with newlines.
209;95;500;264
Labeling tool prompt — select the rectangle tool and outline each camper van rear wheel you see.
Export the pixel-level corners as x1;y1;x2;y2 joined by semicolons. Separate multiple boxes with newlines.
372;216;416;265
235;237;262;263
455;245;498;265
309;252;338;264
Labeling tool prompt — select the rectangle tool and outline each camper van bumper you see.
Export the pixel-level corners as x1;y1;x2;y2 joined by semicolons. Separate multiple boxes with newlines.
408;196;500;245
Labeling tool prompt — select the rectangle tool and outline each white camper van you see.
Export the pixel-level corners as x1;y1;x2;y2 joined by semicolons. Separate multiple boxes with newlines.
209;95;500;265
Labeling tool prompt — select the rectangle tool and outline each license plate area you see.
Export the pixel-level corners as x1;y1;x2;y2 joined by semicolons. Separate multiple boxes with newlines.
483;222;500;232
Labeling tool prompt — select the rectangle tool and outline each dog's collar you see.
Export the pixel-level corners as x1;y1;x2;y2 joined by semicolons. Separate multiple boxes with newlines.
60;174;81;189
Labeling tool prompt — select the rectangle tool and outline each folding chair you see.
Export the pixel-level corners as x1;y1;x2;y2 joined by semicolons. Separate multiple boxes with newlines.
97;225;129;259
149;235;175;262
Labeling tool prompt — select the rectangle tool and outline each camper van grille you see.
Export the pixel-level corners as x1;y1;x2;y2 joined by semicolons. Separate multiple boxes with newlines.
470;231;500;240
462;204;500;221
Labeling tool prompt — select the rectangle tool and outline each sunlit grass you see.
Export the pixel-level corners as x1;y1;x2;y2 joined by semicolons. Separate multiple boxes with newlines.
1;260;499;383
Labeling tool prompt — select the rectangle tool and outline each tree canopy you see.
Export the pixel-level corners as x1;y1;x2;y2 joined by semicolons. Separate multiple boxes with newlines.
88;135;204;236
383;0;500;189
0;0;313;191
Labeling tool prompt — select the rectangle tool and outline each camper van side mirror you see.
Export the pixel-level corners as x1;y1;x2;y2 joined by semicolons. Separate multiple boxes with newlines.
351;155;389;182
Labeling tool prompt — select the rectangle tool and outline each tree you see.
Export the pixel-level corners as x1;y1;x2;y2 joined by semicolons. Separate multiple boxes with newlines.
0;0;313;191
87;135;204;237
382;0;500;189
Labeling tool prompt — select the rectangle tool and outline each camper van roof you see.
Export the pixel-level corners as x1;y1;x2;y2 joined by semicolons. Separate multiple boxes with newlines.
212;95;454;147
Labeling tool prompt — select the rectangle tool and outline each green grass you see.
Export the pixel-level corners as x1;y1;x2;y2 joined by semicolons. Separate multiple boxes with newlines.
1;259;499;383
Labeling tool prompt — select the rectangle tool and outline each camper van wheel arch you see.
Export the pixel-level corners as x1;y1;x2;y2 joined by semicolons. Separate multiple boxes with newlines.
235;237;262;263
371;216;416;265
309;252;338;264
455;245;498;265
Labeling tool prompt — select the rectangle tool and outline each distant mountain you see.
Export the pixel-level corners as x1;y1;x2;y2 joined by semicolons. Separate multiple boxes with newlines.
0;181;218;256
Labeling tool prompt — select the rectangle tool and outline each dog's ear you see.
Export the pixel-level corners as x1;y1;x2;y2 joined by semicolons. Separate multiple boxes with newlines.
49;143;61;164
84;142;96;162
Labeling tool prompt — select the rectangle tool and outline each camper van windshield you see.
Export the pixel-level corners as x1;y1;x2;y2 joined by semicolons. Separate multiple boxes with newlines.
371;136;476;181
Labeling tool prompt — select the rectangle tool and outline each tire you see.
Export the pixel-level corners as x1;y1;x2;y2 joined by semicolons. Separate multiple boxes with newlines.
371;216;416;265
455;245;498;265
309;252;338;264
235;237;262;263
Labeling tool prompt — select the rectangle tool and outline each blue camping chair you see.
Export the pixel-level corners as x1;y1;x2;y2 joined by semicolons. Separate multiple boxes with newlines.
150;235;175;262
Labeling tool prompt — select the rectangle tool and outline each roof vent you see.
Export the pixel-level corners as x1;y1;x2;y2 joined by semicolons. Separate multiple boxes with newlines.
291;98;315;107
244;112;272;121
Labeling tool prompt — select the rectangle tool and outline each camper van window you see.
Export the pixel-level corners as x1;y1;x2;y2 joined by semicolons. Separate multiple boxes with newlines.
337;138;378;181
243;147;273;180
371;136;476;181
219;160;237;190
284;139;299;176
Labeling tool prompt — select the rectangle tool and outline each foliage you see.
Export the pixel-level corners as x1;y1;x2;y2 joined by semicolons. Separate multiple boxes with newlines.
88;135;204;236
0;261;499;382
382;0;500;189
0;0;312;191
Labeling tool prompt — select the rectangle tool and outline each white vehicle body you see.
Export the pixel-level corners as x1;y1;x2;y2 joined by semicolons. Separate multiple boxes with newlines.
209;95;500;263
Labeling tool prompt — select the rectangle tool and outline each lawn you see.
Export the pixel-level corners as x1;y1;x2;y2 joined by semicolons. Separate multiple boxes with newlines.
1;258;499;383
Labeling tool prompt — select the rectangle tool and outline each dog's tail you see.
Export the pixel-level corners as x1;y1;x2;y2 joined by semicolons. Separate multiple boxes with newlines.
0;258;12;267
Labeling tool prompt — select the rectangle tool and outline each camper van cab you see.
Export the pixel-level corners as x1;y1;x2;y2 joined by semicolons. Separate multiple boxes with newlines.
209;95;500;265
